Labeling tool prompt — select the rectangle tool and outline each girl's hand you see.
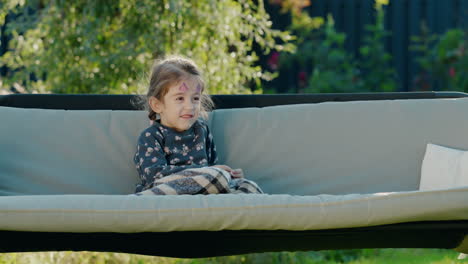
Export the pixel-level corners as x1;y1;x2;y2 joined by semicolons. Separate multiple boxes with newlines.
230;168;244;178
212;165;232;172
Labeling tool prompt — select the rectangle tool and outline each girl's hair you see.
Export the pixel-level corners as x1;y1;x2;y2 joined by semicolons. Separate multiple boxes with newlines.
138;55;214;121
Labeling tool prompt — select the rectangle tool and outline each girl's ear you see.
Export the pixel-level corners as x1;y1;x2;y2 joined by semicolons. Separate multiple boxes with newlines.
149;96;163;114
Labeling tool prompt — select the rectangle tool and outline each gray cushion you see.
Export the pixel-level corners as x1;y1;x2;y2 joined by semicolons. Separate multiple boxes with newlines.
2;97;468;196
212;98;468;195
0;107;147;195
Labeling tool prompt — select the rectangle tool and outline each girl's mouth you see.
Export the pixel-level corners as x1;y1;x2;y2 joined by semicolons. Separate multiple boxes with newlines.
180;114;194;119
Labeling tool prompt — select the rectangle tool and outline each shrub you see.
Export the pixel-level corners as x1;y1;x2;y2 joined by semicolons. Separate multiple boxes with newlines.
0;0;293;94
411;26;467;92
265;0;398;94
305;15;362;93
358;0;397;92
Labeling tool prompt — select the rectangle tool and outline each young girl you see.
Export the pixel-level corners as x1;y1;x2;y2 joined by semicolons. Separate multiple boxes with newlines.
133;56;263;195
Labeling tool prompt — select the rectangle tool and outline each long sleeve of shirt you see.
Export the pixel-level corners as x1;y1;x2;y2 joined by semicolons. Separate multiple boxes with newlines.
133;119;217;192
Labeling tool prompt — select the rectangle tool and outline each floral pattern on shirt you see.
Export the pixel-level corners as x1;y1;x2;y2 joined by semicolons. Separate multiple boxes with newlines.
133;119;217;192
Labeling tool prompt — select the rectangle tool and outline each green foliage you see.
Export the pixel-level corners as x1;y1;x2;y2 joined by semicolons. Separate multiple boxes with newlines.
357;2;397;92
411;25;467;92
0;0;293;94
0;249;467;264
305;15;362;93
273;0;398;93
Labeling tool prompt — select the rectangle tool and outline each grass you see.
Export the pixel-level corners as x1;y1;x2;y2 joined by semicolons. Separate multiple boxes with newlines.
1;249;468;264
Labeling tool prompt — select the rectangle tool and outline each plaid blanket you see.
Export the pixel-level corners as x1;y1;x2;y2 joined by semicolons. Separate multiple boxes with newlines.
136;167;263;195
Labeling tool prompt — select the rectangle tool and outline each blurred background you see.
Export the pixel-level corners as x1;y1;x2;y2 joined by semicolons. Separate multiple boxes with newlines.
1;0;468;263
1;0;466;96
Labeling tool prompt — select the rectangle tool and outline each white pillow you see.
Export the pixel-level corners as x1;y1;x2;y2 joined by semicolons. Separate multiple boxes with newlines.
420;143;468;191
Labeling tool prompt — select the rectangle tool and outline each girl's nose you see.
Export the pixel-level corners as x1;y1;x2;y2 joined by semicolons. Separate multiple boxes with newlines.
183;101;195;110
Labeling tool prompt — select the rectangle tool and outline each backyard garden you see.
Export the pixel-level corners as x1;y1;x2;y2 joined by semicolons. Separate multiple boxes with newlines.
1;0;466;95
1;0;468;263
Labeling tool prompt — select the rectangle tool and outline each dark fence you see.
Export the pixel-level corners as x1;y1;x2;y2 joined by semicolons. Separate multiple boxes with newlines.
265;0;468;92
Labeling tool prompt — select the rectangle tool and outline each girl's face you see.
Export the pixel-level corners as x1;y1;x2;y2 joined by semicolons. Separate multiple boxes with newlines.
150;77;202;132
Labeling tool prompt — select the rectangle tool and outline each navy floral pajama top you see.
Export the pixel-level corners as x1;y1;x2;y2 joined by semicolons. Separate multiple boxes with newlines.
133;119;218;193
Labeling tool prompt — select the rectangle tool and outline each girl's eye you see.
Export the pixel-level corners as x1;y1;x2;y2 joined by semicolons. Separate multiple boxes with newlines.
176;97;184;101
194;97;200;101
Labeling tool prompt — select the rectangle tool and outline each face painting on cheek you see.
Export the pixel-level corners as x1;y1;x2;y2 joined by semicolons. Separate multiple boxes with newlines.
196;84;202;93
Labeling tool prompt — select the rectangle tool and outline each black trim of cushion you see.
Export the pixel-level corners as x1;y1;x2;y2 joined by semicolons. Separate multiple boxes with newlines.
1;221;468;258
0;92;467;110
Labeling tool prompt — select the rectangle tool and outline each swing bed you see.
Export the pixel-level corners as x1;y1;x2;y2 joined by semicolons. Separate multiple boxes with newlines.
1;92;468;258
